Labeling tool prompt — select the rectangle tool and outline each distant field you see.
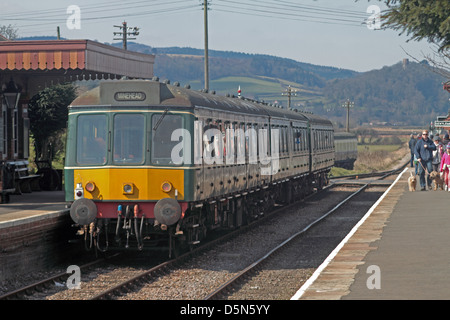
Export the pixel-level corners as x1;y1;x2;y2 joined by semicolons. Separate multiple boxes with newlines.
189;76;323;106
357;144;401;152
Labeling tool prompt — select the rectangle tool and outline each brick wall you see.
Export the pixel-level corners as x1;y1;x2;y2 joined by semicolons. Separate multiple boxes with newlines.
0;211;75;282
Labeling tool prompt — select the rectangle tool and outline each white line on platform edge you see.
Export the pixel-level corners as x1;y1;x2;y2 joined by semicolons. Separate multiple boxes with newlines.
290;167;408;300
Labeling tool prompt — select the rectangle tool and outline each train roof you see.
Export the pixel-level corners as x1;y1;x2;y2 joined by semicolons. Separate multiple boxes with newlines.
70;79;331;125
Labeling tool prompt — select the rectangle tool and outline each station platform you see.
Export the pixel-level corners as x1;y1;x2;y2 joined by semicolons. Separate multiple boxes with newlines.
293;166;450;300
0;190;68;228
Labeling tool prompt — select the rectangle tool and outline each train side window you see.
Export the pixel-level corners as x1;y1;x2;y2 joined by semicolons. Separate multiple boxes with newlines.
246;123;258;164
259;124;270;162
221;123;226;164
300;129;304;152
313;131;317;151
225;122;235;165
293;129;299;152
327;131;330;149
317;131;320;151
283;126;287;154
304;129;308;151
236;123;245;164
194;120;203;165
76;114;107;165
321;131;324;150
113;114;145;164
292;129;296;152
320;131;324;150
203;122;222;164
276;126;282;154
152;114;183;165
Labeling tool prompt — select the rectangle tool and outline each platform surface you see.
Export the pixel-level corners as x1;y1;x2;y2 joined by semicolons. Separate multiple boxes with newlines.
0;191;67;228
294;166;450;300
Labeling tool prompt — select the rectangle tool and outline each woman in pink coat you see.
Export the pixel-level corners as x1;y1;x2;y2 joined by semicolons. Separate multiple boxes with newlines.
440;143;450;191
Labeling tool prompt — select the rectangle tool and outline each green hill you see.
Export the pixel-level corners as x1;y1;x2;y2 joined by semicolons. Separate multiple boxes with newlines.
147;45;449;127
19;38;450;127
319;61;449;126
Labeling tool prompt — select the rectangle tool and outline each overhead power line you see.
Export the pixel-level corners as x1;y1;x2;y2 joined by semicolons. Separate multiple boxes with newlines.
4;0;378;38
2;0;200;35
214;0;372;27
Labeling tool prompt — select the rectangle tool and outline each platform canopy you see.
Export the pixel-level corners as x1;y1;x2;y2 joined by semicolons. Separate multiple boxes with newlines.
0;39;155;163
0;39;155;96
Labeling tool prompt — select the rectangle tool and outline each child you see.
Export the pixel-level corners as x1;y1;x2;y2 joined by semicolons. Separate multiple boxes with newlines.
432;136;443;172
440;143;450;191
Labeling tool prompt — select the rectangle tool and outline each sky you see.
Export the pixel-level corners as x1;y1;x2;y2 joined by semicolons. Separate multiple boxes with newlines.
0;0;438;72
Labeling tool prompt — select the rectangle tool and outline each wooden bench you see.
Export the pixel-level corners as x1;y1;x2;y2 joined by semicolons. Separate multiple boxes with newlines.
8;160;42;194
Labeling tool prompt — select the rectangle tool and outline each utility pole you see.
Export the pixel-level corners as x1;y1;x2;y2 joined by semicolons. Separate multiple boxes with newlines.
342;99;354;132
282;85;297;109
202;0;210;91
113;21;139;50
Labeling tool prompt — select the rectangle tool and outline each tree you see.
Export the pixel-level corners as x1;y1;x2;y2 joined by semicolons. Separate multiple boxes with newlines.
364;0;450;76
28;83;77;161
0;24;19;40
379;0;450;51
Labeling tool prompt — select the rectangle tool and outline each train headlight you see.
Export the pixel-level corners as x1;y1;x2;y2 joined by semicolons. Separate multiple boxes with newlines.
123;183;134;194
85;181;96;192
161;181;172;193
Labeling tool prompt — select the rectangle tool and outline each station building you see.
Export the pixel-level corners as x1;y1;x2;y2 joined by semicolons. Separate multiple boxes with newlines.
0;38;155;197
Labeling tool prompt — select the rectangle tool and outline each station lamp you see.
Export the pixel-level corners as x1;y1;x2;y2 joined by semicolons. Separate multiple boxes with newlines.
1;77;21;109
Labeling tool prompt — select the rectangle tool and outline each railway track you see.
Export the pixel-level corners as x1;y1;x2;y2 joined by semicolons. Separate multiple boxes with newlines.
0;164;406;301
0;256;114;300
204;184;382;300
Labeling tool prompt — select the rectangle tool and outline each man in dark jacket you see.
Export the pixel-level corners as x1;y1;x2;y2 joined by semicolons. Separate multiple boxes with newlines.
414;130;437;191
408;134;416;167
443;132;450;146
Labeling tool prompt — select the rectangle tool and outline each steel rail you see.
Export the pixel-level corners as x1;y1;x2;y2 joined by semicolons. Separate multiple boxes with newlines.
0;255;118;300
203;169;400;300
1;170;396;300
90;170;394;300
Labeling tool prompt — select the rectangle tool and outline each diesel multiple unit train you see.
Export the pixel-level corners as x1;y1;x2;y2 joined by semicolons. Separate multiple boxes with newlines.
65;79;357;255
334;132;358;170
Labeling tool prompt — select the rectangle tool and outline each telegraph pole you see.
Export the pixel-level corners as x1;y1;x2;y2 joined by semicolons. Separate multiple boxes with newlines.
342;99;354;132
202;0;210;91
113;21;139;50
282;85;297;109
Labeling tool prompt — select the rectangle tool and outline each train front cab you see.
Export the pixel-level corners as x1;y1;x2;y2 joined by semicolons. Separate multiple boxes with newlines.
65;105;194;253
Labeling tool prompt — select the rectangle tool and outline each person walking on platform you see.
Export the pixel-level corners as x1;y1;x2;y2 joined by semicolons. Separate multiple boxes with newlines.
414;130;436;191
440;143;450;191
414;133;422;175
432;136;443;172
408;134;417;167
443;133;450;146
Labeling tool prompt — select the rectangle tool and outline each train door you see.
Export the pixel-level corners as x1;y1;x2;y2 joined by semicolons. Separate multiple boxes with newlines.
196;110;213;200
225;115;243;195
193;118;204;201
235;121;247;192
246;121;258;190
201;115;224;199
223;119;233;196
